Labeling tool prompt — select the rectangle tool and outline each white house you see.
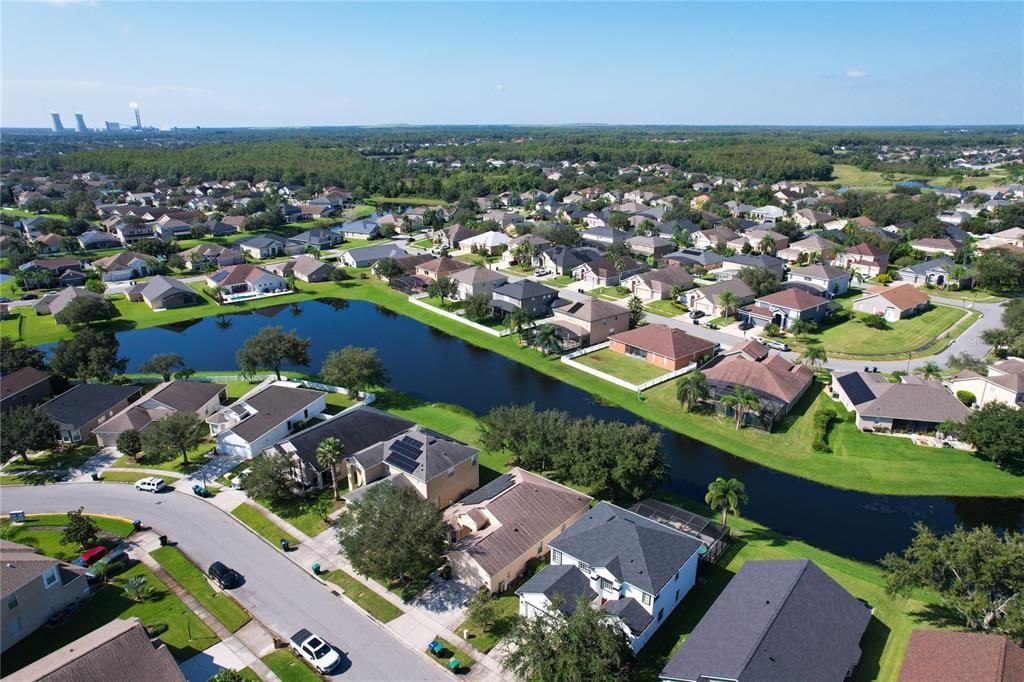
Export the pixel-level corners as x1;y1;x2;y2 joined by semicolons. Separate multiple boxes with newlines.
207;380;327;459
205;264;288;298
516;502;704;653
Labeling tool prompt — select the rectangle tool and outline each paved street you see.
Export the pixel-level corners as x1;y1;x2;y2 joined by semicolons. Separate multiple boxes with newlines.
0;484;447;682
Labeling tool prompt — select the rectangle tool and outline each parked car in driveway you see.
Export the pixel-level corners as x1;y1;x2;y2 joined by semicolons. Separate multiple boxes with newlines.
86;547;129;581
688;310;705;319
756;336;790;351
73;546;108;567
208;561;242;589
738;320;754;331
290;629;341;673
135;476;166;493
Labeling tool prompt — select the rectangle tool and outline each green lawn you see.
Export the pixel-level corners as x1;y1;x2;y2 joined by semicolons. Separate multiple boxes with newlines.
112;446;213;474
425;636;476;674
590;285;630;299
546;275;576;287
351;204;376;219
21;513;135;538
798;304;970;359
410;238;434;249
231;503;299;547
458;586;524;653
2;445;97;474
99;471;159;484
420;295;463;312
151;546;251;632
321;570;403;623
237;668;260;681
644;299;688;317
0;563;219;674
256;487;344;537
2;515;134;562
261;649;322;682
573;347;669;384
925;287;1010;303
827;164;1009;192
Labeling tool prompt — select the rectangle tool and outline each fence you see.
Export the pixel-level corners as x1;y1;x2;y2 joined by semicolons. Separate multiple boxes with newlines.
561;342;696;392
130;374;375;405
408;293;513;337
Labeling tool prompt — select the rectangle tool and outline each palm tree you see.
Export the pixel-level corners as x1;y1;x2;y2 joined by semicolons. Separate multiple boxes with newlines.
675;371;709;412
758;235;777;255
718;290;738;318
799;344;828;368
316;437;345;500
533;324;561;356
705;477;749;526
720;386;760;429
507;308;535;340
913;361;942;381
215;314;232;330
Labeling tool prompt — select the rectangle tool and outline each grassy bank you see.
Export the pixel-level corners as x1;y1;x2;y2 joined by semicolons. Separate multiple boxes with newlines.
321;570;403;623
151;546;251;632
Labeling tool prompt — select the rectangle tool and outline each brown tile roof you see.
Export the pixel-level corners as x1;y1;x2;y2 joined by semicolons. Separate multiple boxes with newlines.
210;264;278;287
755;288;829;311
417;257;472;277
611;324;716;361
447;468;592;576
845;242;885;258
704;352;813;404
729;339;769;360
898;630;1024;682
863;283;929;310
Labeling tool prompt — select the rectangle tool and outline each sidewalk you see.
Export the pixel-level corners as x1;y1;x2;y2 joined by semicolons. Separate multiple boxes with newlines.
133;531;280;681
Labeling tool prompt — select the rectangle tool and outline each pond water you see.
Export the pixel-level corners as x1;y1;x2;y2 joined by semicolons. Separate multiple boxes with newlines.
49;298;1024;562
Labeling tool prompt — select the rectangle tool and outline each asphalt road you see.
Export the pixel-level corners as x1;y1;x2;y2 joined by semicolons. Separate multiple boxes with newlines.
0;484;446;682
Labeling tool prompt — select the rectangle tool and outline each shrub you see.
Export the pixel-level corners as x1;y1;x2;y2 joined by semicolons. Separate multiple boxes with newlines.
956;390;977;407
812;406;837;453
763;323;782;338
862;314;890;330
145;622;168;637
876;273;893;284
124;575;154;602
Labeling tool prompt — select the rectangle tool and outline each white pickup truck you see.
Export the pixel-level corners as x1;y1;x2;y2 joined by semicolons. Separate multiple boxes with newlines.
290;629;341;674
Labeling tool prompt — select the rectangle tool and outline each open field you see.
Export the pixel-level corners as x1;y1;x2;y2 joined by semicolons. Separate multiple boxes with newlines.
828;163;1010;191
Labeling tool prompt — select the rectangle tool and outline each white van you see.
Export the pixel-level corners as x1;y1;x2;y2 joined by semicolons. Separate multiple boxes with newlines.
135;477;166;493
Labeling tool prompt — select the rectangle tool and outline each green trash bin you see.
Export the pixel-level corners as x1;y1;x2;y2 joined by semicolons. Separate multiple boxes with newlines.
311;563;321;575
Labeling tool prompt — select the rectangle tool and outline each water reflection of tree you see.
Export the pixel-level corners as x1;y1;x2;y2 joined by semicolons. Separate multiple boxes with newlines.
289;302;303;317
947;496;1024;531
320;298;350;312
215;315;232;330
374;304;397;318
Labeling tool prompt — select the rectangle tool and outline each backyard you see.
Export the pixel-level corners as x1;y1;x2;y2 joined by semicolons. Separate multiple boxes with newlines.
573;347;669;384
644;299;688;317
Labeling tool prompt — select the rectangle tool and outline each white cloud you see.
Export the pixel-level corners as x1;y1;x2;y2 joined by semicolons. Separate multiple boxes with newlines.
495;84;505;92
846;69;867;79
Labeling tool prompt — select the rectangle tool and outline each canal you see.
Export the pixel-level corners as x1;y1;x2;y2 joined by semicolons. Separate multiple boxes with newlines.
60;298;1024;562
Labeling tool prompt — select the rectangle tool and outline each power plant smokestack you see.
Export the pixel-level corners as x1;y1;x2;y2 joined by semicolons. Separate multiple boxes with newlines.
50;112;65;133
130;102;142;129
74;113;87;133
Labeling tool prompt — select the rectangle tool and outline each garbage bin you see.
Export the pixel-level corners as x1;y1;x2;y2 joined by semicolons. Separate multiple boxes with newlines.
91;472;99;481
311;563;321;575
280;539;289;551
132;520;141;532
158;535;168;546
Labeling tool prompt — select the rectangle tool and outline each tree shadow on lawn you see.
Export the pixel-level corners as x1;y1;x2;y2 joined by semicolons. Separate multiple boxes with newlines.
913;601;967;632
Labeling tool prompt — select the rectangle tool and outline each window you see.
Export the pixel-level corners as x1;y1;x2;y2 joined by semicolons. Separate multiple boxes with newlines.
42;567;58;589
578;560;590;573
447;467;454;477
641;592;652;606
6;595;17;610
657;608;664;623
551;549;562;564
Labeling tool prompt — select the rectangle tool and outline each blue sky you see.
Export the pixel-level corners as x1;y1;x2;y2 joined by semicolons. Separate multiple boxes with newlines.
2;2;1021;128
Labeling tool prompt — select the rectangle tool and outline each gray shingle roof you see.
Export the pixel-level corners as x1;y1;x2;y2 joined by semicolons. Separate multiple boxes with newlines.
493;280;558;301
348;425;478;483
515;564;596;615
602;596;653;635
550;502;703;594
273;405;413;470
660;559;871;682
39;384;142;429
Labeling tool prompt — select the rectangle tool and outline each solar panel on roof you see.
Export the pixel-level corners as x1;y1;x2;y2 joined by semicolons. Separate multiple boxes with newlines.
837;373;876;406
385;450;419;474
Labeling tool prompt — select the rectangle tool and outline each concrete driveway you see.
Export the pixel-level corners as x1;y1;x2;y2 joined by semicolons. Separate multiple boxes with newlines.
0;484;447;682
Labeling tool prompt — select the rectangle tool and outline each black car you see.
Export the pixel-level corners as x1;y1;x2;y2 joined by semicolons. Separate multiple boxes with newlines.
208;561;242;589
688;310;705;319
738;320;754;331
20;293;38;300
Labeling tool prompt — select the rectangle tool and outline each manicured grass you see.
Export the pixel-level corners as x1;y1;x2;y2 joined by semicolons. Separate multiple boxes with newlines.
420;295;463;312
0;563;219;674
926;287;1010;303
112;447;213;474
321;569;403;623
455;253;493;267
410;238;434;249
258;487;344;537
261;649;322;682
644;299;687;317
2;445;97;473
22;513;136;538
151;546;251;632
237;668;260;681
425;636;476;673
322;390;359;415
99;470;160;484
573;347;670;384
827;163;1009;192
458;589;522;653
351;204;376;219
231;503;299;547
797;304;969;359
590;285;630;299
2;516;133;562
546;275;576;287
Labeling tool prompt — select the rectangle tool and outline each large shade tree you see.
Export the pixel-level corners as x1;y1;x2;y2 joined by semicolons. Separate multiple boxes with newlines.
49;328;127;382
320;346;390;395
1;405;59;464
236;326;310;380
140;412;207;466
139;353;186;382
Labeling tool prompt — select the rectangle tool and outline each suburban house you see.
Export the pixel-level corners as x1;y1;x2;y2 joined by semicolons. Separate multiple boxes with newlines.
265;405;414;490
434;224;484;250
832;242;889;278
626;235;676;258
126;276;201;311
207;380;327;459
93;381;227;449
549;299;629;346
0;540;91;654
785;263;850;296
32;233;63;254
741;288;833;331
911;237;962;256
536;246;596;275
686;280;756;318
500;234;551;267
335;219;380;240
572;256;647;288
777;234;840;263
608;325;718;371
702;340;814;430
445;468;593;593
38;384;143;443
897;257;968;288
206;264;288;298
975;226;1024;253
450;267;508;300
415;256;472;282
659;560;872;682
897;630;1024;682
715;254;787;282
792;208;835;228
288;227;341;250
19;258;87;288
748;205;786;222
659;248;725;272
341;243;408;268
490;280;560;317
460;230;512;255
623;266;694;302
90;251;156;282
852;283;930;321
582;227;629;247
76;230;121;251
4;616;185;682
517;502;705;653
33;287;103;317
268;255;334;283
237;234;287;259
692;226;737;250
181;243;244;270
830;372;969;433
727;228;789;254
944;358;1024;409
151;219;191;241
344;425;480;509
0;367;52;411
